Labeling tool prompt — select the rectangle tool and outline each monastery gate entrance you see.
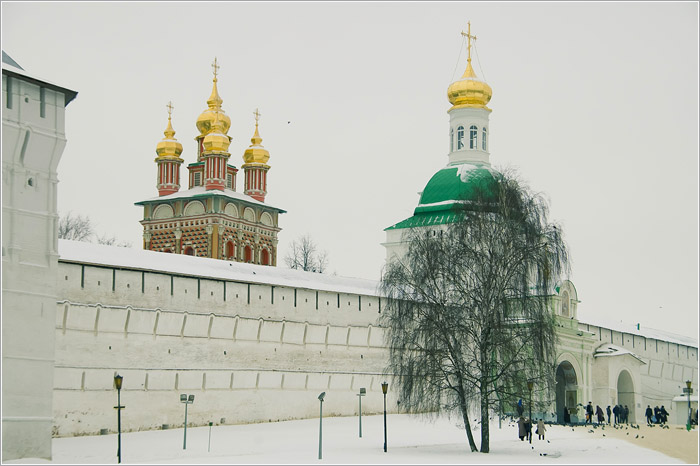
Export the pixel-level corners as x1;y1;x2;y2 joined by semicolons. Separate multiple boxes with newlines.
555;361;578;423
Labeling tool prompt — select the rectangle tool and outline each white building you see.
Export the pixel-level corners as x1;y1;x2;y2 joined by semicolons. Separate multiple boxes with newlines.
2;51;77;461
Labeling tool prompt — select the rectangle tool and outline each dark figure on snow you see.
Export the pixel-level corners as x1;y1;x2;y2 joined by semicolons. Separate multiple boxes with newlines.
596;405;605;424
660;405;669;424
564;407;571;425
516;399;524;417
613;404;620;424
586;402;594;425
536;419;546;440
654;406;660;424
645;405;653;425
606;405;612;425
623;405;630;424
526;418;533;442
517;416;527;441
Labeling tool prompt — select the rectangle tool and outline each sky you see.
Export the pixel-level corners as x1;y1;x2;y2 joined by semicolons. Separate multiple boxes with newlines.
5;413;690;464
2;2;698;340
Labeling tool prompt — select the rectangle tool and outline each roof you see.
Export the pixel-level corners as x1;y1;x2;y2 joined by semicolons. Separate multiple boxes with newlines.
580;316;698;349
593;343;646;364
2;50;78;106
135;186;286;213
58;239;378;296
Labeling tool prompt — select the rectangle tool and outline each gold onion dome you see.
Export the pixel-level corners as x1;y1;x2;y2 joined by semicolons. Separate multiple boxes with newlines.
447;23;492;110
202;115;231;153
196;60;231;136
155;106;183;159
243;111;270;165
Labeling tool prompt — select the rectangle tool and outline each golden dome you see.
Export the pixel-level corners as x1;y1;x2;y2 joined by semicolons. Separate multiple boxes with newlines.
447;61;492;110
155;105;183;160
243;110;270;165
196;59;231;136
202;114;231;154
447;22;492;111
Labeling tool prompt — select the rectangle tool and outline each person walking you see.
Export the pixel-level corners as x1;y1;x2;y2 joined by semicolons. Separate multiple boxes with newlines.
586;402;594;425
660;405;669;425
596;405;605;425
645;405;653;425
613;404;620;425
606;405;612;425
517;416;527;441
653;406;660;424
564;407;571;425
623;405;630;424
536;419;547;440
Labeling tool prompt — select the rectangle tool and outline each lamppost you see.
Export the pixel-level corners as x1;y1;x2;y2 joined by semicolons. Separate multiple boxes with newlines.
358;387;366;438
113;374;124;464
318;392;326;460
382;381;388;453
684;380;693;431
180;394;195;449
527;380;534;444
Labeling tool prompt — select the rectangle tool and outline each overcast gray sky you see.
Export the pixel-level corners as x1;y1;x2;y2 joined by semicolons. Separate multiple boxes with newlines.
3;2;698;340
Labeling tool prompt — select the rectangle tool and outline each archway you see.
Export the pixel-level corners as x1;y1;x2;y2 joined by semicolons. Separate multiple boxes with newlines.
225;241;234;260
555;361;578;423
261;248;270;266
244;245;252;263
184;246;195;256
617;370;636;423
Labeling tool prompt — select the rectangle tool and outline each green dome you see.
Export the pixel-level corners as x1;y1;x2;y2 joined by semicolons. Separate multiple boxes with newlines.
386;163;498;231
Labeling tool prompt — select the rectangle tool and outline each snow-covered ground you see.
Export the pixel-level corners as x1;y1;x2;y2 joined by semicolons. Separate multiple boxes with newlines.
7;414;686;464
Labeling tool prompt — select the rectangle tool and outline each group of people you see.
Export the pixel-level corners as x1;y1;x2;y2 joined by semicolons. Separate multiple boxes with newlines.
579;402;630;425
644;405;669;425
517;416;547;441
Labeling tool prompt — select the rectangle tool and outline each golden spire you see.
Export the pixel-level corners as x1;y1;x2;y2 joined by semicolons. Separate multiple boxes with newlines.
447;22;492;110
243;108;270;165
197;57;231;136
156;101;183;159
207;57;223;109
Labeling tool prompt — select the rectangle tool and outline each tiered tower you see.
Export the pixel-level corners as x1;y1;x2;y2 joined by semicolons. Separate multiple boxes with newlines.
136;59;285;265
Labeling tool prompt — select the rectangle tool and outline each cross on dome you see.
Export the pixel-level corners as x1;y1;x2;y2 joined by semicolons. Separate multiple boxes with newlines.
461;21;477;65
166;101;174;118
212;57;220;79
254;108;261;123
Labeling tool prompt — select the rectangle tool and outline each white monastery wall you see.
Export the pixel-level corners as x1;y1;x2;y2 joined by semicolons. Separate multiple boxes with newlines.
53;261;392;437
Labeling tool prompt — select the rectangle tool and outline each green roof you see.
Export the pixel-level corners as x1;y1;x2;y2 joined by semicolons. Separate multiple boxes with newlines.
385;162;498;231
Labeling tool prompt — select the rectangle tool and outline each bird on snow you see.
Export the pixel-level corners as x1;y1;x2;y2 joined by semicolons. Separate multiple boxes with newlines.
602;434;606;437
635;435;639;438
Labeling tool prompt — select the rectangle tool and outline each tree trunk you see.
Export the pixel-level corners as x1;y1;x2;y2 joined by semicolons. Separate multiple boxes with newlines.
480;383;490;453
459;392;478;452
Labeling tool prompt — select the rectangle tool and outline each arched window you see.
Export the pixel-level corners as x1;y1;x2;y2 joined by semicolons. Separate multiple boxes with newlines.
482;127;487;151
561;291;570;317
457;126;464;149
469;125;478;149
450;128;454;152
225;241;235;259
184;246;195;256
261;248;270;266
244;245;253;263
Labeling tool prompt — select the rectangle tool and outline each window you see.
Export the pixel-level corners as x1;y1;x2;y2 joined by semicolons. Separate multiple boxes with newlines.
184;247;195;256
561;291;570;317
193;172;201;187
457;126;464;149
226;173;233;189
450;128;454;152
225;241;234;259
469;125;477;149
244;245;253;263
261;249;270;266
482;127;487;150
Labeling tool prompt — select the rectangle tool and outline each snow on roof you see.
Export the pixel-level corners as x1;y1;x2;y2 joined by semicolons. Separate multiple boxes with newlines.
134;186;286;213
2;50;77;105
580;315;698;349
593;343;646;364
58;239;380;296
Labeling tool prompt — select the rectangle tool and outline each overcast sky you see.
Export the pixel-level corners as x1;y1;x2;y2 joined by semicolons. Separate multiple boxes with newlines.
3;2;698;340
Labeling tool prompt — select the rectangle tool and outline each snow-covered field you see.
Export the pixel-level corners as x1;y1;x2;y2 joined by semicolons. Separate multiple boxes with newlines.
9;414;685;464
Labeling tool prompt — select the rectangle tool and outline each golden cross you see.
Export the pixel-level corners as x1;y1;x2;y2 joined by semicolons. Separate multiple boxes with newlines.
461;21;477;63
212;57;220;78
166;101;174;118
254;108;261;123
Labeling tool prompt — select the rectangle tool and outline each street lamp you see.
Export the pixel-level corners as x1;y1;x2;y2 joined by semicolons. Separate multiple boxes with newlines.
358;387;366;438
180;394;195;449
527;380;534;444
382;381;388;452
113;374;124;464
684;380;693;431
318;392;326;460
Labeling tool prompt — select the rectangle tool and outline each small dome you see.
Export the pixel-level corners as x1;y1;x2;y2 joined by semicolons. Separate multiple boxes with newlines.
155;115;183;160
202;116;231;154
196;76;231;136
447;62;492;110
415;162;497;214
243;119;270;165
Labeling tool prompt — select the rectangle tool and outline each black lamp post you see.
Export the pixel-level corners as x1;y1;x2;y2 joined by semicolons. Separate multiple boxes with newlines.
684;380;693;431
180;394;195;449
527;380;533;444
113;374;124;464
382;381;388;452
358;387;366;438
318;392;325;460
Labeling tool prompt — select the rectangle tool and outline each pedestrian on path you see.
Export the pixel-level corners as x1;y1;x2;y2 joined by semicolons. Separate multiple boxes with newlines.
606;405;612;424
536;419;546;440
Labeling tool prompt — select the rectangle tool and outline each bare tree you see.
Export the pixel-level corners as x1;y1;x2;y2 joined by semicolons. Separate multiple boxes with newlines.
58;211;94;241
284;234;329;273
379;168;569;453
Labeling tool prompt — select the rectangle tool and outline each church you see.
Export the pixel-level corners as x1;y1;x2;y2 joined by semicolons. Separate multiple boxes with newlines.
2;24;697;462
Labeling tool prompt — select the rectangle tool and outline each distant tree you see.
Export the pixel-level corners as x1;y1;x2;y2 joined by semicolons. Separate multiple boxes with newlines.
58;211;94;241
379;168;569;453
284;234;329;273
58;212;131;247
